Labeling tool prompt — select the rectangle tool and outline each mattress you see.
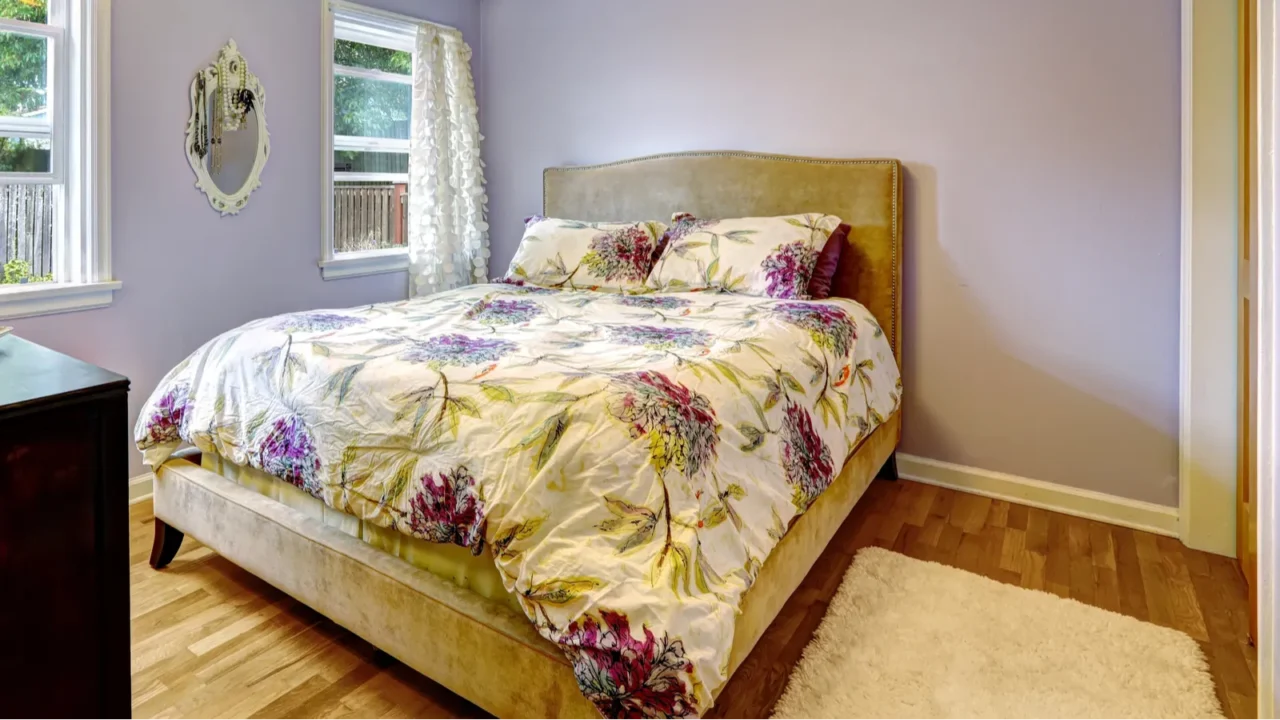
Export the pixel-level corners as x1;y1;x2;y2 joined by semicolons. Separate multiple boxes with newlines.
202;451;524;613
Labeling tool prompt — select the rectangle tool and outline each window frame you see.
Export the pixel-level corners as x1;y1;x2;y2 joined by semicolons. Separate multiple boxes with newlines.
0;13;61;184
0;0;115;320
320;0;416;280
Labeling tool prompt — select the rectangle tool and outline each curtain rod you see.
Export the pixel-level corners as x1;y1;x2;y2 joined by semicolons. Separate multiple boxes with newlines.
329;0;460;35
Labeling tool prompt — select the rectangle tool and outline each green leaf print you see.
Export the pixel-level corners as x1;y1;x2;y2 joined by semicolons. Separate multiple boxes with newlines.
325;362;366;404
694;544;724;596
393;386;437;436
768;506;788;542
511;409;571;474
707;358;744;389
521;391;580;404
737;423;765;452
597;496;659;555
479;383;516;403
519;575;603;629
382;455;418;506
525;576;600;605
652;542;693;596
245;409;270;441
781;371;805;395
491;515;546;562
698;502;729;529
816;393;838;427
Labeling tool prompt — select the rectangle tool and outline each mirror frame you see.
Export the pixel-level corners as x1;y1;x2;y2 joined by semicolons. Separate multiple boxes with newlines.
185;39;270;216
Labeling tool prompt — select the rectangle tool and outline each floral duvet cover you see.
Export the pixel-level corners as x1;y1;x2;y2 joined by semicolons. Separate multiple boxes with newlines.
136;283;900;718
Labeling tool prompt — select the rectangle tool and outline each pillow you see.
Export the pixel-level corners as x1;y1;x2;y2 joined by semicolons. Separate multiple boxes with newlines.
503;217;668;291
649;212;843;298
806;223;850;300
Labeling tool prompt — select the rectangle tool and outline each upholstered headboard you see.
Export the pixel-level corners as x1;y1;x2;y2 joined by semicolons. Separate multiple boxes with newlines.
543;151;904;361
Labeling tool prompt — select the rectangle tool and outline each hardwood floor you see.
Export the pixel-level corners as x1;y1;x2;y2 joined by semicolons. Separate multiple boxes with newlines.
129;479;1258;719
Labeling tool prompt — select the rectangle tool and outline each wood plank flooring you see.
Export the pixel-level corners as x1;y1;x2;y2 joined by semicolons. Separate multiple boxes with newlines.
129;479;1257;718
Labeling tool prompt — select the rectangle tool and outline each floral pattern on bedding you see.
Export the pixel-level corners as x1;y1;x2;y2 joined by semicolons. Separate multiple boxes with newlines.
135;284;900;718
504;217;668;292
649;213;842;299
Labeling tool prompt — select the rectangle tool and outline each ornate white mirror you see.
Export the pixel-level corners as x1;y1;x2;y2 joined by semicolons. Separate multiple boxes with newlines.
185;40;270;215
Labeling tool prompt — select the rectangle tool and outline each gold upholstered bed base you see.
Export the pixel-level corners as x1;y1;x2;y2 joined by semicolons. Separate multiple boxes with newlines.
153;412;898;718
202;453;523;613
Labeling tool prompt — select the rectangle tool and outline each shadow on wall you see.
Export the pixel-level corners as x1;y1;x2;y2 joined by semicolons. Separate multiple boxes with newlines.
898;163;1177;504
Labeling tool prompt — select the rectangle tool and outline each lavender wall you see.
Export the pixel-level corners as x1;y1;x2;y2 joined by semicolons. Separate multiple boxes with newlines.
479;0;1182;504
10;0;482;478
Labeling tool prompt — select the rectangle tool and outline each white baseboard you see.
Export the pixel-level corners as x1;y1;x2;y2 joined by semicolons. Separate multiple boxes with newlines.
897;454;1181;538
129;472;154;505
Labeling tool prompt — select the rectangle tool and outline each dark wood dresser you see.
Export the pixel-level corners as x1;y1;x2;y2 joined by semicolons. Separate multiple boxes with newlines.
0;334;131;718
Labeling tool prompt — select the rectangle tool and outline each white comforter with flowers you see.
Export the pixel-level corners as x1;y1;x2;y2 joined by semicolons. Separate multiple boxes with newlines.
136;283;900;718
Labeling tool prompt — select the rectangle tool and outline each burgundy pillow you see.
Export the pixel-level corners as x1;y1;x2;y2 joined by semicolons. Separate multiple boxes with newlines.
650;232;670;269
806;223;850;299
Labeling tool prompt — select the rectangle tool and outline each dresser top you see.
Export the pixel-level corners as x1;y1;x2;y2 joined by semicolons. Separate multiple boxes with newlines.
0;335;128;411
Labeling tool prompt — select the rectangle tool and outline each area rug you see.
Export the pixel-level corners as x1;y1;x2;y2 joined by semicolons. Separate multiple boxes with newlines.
772;547;1223;718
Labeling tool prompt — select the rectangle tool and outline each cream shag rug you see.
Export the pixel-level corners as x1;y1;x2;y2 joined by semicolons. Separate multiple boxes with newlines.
772;547;1223;719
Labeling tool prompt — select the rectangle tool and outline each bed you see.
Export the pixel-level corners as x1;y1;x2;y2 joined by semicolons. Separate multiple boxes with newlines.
140;151;905;718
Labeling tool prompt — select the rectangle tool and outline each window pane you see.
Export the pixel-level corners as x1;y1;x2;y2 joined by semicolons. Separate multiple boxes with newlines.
0;0;46;24
334;75;410;139
0;135;48;172
334;39;410;75
334;150;407;175
0;183;56;284
0;30;47;118
334;181;406;253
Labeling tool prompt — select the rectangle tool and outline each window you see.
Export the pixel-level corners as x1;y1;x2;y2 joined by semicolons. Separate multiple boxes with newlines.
320;1;416;280
0;0;113;319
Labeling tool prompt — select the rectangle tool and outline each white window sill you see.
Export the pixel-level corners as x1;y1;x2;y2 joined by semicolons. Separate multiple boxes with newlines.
320;249;409;280
0;280;121;320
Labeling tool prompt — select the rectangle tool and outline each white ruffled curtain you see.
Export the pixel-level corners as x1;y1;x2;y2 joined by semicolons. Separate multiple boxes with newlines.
407;25;489;297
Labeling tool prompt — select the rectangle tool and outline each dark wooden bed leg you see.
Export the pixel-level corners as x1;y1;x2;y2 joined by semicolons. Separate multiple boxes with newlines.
149;519;185;569
877;452;899;481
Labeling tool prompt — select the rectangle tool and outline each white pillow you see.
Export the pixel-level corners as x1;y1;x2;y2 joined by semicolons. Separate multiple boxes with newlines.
503;216;667;292
648;213;843;298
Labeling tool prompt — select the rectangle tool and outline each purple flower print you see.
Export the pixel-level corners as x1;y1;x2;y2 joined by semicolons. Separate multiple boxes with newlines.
141;382;192;448
272;312;367;333
652;215;716;268
617;296;693;311
465;298;543;326
608;325;711;350
780;398;835;512
608;371;719;480
255;414;323;495
761;241;819;299
773;302;857;357
407;465;486;554
582;226;658;283
557;610;697;719
664;214;715;245
401;333;518;368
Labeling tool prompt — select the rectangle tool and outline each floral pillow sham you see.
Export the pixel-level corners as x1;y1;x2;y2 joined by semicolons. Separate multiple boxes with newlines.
502;216;667;291
648;212;844;299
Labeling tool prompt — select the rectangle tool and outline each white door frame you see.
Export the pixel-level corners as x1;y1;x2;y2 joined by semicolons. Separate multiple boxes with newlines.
1253;1;1276;714
1181;0;1242;558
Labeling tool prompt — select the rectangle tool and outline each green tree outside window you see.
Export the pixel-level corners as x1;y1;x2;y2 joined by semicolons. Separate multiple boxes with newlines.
0;0;55;284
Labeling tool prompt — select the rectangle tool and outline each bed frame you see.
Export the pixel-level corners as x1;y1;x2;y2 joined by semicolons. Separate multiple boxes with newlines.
148;151;905;718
